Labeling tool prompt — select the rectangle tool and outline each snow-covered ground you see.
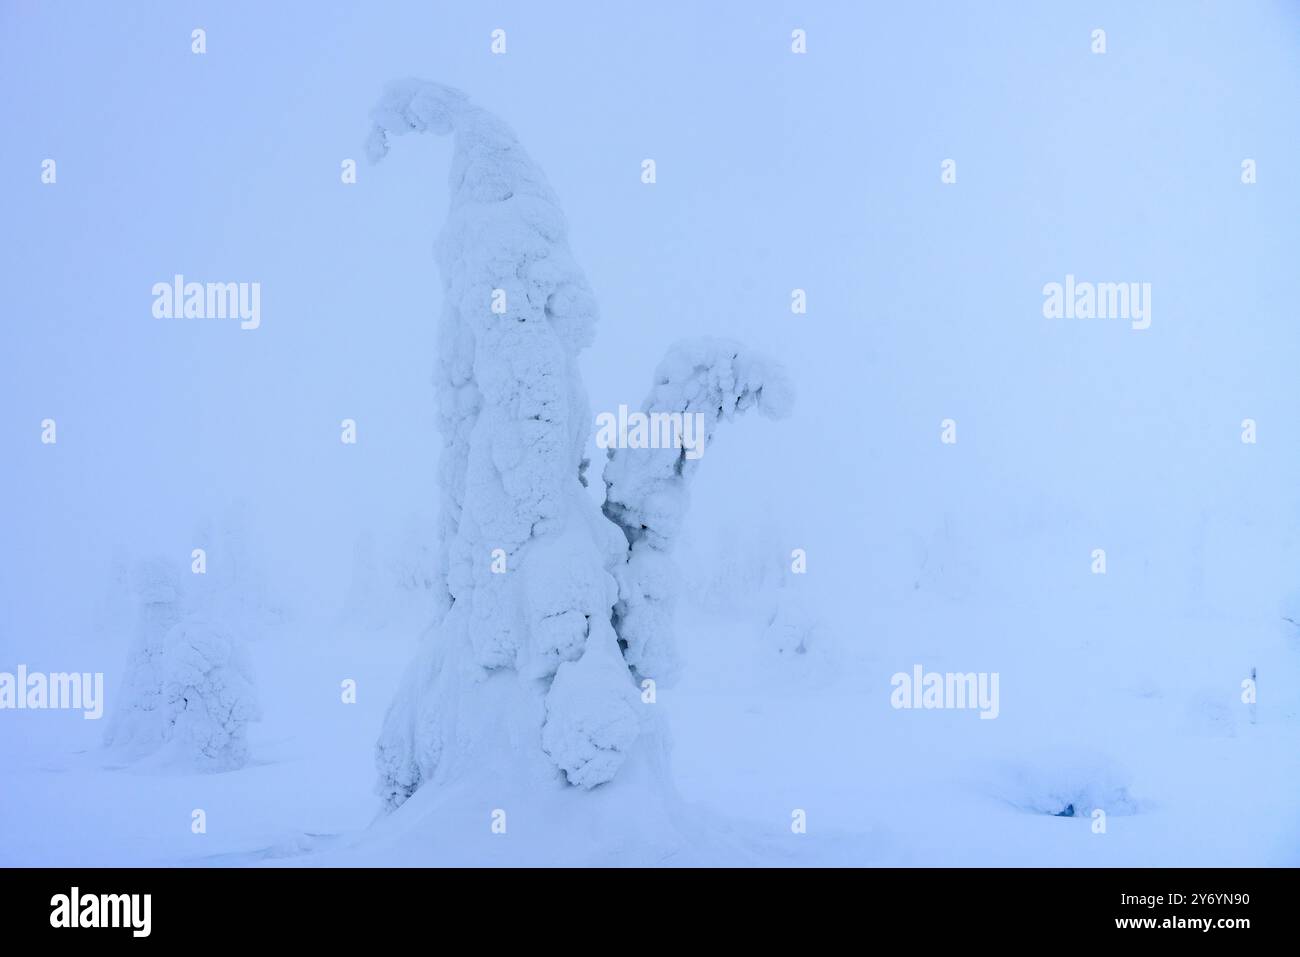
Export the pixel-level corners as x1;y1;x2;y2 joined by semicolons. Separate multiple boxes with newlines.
3;565;1296;866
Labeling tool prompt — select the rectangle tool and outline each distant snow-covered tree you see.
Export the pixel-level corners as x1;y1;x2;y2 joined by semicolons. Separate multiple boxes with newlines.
93;544;135;639
104;558;259;772
390;513;438;594
189;503;285;638
367;80;793;808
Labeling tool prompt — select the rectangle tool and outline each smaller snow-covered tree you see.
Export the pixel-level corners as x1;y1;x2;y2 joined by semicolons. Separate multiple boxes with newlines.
602;338;794;680
189;504;285;637
104;558;259;772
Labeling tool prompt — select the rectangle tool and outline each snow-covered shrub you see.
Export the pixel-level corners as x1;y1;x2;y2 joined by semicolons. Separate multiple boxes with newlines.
995;750;1141;818
762;587;822;657
104;559;259;772
367;80;793;808
679;518;786;616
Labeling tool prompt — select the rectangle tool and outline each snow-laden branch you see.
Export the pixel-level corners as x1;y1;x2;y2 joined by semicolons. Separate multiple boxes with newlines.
602;338;794;678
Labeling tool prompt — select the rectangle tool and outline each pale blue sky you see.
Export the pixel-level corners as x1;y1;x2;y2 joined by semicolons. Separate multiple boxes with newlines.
2;0;1298;652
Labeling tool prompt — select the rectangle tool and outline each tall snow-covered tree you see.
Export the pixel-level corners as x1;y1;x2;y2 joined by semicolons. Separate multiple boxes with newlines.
367;80;792;809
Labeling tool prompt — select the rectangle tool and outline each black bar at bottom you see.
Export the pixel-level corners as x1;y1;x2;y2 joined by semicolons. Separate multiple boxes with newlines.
0;867;1277;941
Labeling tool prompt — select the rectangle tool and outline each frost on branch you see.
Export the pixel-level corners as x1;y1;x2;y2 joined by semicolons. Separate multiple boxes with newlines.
368;80;638;807
103;559;259;772
602;338;794;679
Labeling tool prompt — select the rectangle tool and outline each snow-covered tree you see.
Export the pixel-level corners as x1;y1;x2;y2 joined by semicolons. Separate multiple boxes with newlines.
390;512;438;594
93;544;135;639
189;503;284;639
367;80;792;808
103;558;259;771
602;339;793;680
